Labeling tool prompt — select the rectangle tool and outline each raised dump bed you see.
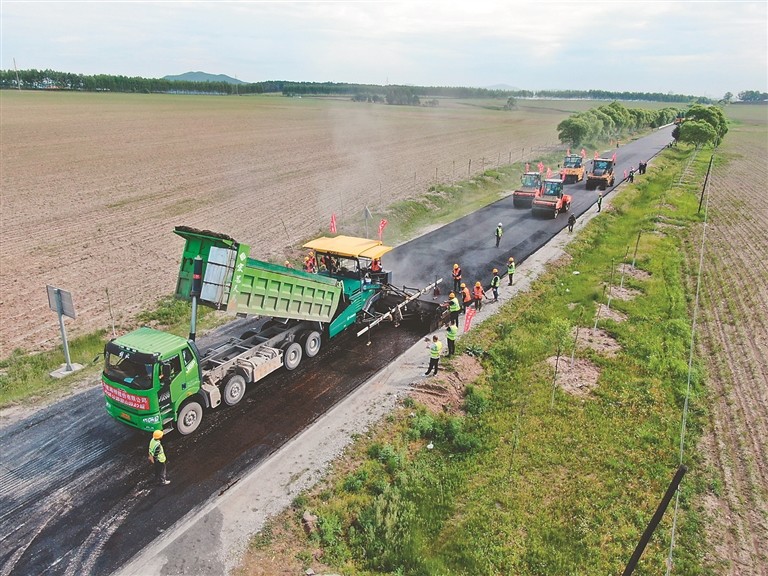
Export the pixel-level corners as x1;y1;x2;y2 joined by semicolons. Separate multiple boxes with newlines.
174;226;342;323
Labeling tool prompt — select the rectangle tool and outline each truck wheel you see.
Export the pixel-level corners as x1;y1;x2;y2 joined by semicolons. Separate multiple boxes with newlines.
553;208;559;219
176;401;203;435
303;331;322;358
222;374;246;406
283;342;303;370
565;202;571;212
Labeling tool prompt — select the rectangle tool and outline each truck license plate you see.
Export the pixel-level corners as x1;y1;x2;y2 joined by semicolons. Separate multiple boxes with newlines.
120;412;131;421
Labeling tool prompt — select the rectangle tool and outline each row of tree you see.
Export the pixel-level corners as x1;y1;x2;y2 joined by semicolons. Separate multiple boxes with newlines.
1;69;715;105
673;104;728;147
556;102;683;146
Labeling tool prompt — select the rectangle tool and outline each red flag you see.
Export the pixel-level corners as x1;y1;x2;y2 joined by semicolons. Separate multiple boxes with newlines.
330;213;337;234
463;307;476;332
581;148;586;158
594;150;599;159
378;218;388;240
546;167;552;178
624;169;628;179
537;161;544;173
525;162;530;172
612;152;617;162
567;148;571;156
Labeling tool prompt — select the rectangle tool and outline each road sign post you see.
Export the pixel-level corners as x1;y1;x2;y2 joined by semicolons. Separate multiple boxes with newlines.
46;285;83;378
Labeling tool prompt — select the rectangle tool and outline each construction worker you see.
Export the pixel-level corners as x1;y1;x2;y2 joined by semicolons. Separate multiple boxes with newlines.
495;223;503;248
284;260;293;269
424;334;443;376
507;257;516;286
597;192;603;212
306;251;317;273
490;269;500;302
460;282;472;313
447;292;461;326
568;214;576;233
148;430;170;486
370;258;382;272
452;263;462;293
445;322;458;356
473;281;485;311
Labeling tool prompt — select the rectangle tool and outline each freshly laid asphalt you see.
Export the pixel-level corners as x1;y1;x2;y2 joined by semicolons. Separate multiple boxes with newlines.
0;126;673;576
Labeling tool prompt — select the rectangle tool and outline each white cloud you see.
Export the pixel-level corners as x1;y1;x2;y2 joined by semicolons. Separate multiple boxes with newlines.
1;0;765;95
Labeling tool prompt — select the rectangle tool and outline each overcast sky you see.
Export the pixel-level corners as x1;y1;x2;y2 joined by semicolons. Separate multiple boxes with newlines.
1;1;766;99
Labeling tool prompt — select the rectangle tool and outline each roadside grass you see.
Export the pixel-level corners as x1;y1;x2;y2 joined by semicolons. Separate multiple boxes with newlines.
0;297;223;406
239;143;716;575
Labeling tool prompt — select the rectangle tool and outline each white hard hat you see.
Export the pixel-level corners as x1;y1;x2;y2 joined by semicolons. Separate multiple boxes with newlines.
498;222;502;227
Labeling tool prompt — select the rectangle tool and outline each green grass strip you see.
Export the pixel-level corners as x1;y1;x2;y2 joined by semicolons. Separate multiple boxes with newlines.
285;144;716;576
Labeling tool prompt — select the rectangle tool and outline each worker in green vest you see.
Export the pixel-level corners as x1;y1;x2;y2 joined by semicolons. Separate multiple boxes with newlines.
495;222;503;248
447;292;461;326
445;322;458;356
507;257;516;286
490;268;500;302
424;334;443;376
148;430;170;486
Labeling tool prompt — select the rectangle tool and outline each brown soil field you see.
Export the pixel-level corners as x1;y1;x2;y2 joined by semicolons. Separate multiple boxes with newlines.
694;104;768;574
0;92;594;357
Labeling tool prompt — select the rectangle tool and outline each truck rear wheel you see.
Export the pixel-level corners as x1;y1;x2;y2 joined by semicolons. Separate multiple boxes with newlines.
177;401;203;435
553;208;559;219
283;342;303;370
303;331;322;358
222;374;246;406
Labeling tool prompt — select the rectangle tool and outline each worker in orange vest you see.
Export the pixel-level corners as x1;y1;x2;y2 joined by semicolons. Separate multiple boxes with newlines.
473;281;486;311
370;258;382;272
452;264;462;293
460;282;472;314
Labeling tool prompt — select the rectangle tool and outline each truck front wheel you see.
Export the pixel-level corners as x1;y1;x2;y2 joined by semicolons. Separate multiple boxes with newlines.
177;401;203;435
223;374;246;406
283;342;303;370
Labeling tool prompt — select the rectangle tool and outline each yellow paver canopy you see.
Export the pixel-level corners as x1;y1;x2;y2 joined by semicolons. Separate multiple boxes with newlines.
303;236;393;260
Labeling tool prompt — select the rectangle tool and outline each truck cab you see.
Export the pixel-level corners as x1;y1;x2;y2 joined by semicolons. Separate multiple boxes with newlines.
532;179;572;218
102;327;201;433
513;172;543;207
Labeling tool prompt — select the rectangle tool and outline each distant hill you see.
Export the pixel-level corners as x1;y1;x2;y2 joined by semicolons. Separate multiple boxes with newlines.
163;72;245;85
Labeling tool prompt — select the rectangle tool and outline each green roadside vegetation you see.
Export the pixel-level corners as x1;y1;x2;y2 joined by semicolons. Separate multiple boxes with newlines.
238;144;718;575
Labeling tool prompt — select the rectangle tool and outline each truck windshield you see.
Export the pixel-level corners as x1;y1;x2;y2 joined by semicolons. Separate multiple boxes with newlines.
104;347;155;390
594;160;610;171
521;174;539;187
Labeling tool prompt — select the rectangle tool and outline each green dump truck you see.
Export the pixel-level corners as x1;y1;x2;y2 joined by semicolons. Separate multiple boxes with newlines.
102;227;444;435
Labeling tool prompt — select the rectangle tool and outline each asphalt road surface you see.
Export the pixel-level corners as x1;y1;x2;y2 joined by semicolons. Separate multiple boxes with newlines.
0;126;673;576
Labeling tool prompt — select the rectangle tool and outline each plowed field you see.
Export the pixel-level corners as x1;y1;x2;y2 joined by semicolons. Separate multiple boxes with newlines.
696;104;768;574
1;92;581;356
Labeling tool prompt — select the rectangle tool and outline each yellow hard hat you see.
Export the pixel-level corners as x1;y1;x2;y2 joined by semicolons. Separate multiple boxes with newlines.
492;268;498;273
153;430;163;439
509;256;514;261
453;264;459;269
460;283;466;288
285;260;290;265
475;281;481;287
449;292;456;298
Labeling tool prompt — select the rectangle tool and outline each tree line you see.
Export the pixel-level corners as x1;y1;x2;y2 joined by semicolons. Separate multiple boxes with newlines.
672;104;728;147
1;68;717;105
556;101;683;146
